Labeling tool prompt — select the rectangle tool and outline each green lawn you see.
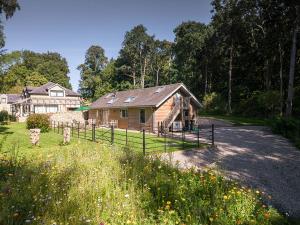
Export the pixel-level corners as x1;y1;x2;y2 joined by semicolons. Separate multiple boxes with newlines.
200;113;269;126
0;122;289;225
52;124;206;153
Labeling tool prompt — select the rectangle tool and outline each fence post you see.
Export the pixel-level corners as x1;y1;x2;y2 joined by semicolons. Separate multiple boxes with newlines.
92;124;96;142
77;123;80;138
182;128;184;149
157;122;160;137
164;129;167;153
160;121;163;136
111;125;114;144
197;125;200;148
212;124;215;146
58;122;60;134
142;129;145;156
126;128;128;145
61;122;64;135
71;123;74;137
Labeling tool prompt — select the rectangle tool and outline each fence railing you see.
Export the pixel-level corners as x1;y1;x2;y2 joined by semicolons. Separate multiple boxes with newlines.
51;121;215;155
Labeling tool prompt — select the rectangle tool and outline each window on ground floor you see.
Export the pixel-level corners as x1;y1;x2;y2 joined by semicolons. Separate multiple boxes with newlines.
34;105;58;113
120;109;128;118
140;109;145;123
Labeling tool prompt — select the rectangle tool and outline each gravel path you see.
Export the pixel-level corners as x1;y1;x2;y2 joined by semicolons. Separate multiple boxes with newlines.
166;125;300;218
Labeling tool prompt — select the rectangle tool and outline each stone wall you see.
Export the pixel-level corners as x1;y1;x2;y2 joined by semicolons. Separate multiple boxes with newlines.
49;111;85;124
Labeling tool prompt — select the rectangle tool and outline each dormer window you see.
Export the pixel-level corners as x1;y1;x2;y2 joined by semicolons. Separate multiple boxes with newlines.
50;90;64;97
1;98;6;104
124;96;135;103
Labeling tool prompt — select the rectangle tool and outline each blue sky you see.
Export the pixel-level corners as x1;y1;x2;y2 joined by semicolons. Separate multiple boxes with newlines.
3;0;213;91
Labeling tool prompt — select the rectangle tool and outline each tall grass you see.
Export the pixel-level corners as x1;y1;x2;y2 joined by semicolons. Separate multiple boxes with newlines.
0;139;287;225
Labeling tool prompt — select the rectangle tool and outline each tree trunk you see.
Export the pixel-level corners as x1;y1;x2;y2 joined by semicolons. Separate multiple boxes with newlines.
279;43;283;116
286;23;298;117
140;58;147;88
155;68;160;86
132;70;136;87
228;42;233;114
204;61;208;96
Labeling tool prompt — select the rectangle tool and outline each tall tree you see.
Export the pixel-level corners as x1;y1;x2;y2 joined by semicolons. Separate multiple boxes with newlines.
286;5;299;116
150;40;172;86
0;50;71;93
117;25;154;88
0;0;20;49
173;21;208;97
78;45;108;100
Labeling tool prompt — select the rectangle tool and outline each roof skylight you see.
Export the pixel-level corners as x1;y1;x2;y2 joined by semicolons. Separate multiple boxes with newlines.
155;87;165;93
107;98;117;104
124;96;135;103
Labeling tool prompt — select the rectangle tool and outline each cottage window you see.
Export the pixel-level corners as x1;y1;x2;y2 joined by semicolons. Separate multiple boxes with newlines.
1;98;6;104
50;90;64;97
120;109;128;118
140;109;145;123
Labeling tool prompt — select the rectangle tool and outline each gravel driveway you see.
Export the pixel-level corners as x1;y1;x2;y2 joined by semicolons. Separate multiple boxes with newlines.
167;125;300;218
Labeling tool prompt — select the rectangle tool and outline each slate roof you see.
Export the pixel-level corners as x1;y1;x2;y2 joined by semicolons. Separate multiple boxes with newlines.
7;94;21;103
26;82;80;96
90;83;201;109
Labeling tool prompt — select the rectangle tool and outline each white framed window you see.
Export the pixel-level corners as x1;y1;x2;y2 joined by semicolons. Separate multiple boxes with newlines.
120;109;128;118
50;90;64;97
140;109;145;123
1;98;6;104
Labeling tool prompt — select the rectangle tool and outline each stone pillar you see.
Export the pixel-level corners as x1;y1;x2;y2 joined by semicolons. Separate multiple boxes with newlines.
29;129;41;146
63;127;71;144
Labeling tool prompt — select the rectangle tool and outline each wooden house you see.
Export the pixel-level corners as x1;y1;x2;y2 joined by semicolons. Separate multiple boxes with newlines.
89;83;201;132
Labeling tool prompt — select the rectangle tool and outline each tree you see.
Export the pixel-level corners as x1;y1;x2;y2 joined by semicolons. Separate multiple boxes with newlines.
117;25;154;88
0;50;72;93
78;45;108;100
0;0;20;49
286;5;299;117
173;21;209;97
150;40;172;86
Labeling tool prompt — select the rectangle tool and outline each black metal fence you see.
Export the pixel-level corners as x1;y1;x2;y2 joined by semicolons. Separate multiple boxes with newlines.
51;121;215;155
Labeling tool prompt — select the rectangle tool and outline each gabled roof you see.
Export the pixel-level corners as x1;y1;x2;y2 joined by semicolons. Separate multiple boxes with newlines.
26;82;80;97
90;83;202;109
0;94;22;104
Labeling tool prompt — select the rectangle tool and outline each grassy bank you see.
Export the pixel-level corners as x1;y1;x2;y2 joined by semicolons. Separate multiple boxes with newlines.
200;113;269;126
0;123;289;224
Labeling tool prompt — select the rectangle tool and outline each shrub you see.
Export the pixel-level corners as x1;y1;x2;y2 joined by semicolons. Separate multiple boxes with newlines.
271;117;300;148
9;114;16;122
202;92;227;114
26;114;50;132
236;91;281;117
0;110;9;123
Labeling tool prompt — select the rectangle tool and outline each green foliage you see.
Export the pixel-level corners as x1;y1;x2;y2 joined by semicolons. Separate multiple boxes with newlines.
202;92;227;114
0;50;71;93
236;91;281;117
78;45;108;100
0;110;9;123
0;123;288;225
26;114;50;133
271;117;300;148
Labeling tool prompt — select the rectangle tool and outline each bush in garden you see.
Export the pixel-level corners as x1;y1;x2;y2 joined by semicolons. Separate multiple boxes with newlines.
0;110;9;123
26;114;50;133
